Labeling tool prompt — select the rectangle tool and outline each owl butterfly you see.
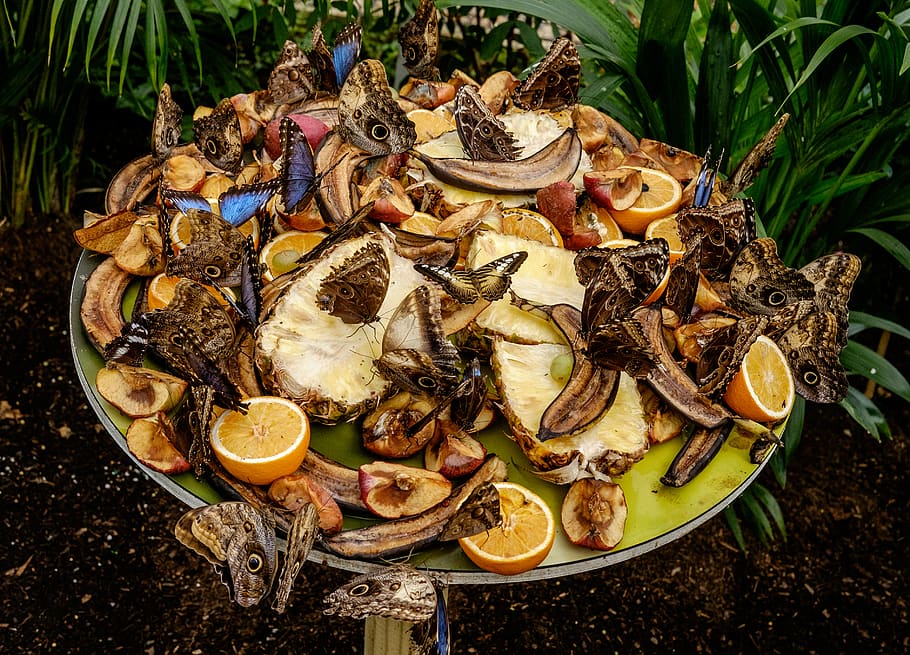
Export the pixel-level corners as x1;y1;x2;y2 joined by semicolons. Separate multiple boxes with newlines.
415;251;528;304
204;235;262;332
323;563;437;622
309;23;362;93
375;285;461;396
409;579;450;655
271;503;320;614
185;383;216;475
719;113;790;198
575;239;670;330
439;481;502;541
585;317;657;378
664;236;702;322
174;502;277;608
728;237;816;316
798;251;861;347
776;310;848;404
448;357;488;432
279;116;318;213
696;314;769;398
162;179;278;228
268;39;316;106
676;198;756;279
337;59;417;156
151;83;183;161
103;315;150;366
454;85;521;162
192;97;244;174
316;240;390;325
163;208;247;287
398;0;440;80
513;37;580;111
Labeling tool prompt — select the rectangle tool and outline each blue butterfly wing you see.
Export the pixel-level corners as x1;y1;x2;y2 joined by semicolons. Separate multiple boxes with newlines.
162;188;211;215
280;117;317;212
218;179;279;227
332;23;362;88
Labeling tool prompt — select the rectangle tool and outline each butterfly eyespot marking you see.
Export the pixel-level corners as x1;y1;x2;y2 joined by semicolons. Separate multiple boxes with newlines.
405;46;417;61
204;139;219;155
370;123;390;141
246;554;263;573
767;291;787;306
389;581;402;592
803;370;820;386
417;376;438;390
350;583;370;596
204;265;223;278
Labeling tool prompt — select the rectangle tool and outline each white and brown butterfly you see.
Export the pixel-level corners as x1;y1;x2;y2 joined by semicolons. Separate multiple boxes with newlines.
415;251;528;304
174;502;277;608
192;97;243;173
398;0;440;80
151;83;183;161
336;59;417;155
677;198;756;279
267;39;316;106
315;240;390;324
375;285;461;396
513;37;580;111
454;85;521;161
728;237;816;316
323;563;438;622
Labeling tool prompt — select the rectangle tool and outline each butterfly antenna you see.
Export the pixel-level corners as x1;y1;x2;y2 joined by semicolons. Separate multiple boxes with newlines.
405;376;471;439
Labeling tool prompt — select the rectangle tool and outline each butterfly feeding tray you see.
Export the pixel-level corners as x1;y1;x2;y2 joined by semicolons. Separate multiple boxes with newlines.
70;250;775;584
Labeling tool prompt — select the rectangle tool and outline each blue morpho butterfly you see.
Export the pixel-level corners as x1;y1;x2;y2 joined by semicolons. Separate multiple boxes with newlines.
162;179;279;228
693;146;723;208
310;23;362;92
279;117;318;213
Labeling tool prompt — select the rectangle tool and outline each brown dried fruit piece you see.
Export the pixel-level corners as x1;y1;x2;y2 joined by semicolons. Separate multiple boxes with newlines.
96;363;187;418
125;412;190;474
560;478;627;550
358;461;452;519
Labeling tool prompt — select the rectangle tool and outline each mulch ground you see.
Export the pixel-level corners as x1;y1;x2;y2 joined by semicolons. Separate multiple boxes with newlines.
0;213;906;654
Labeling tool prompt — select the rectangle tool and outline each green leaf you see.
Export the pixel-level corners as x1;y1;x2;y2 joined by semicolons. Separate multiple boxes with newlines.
739;488;773;544
848;311;910;341
849;227;910;271
840;340;910;402
750;483;786;541
65;0;91;70
722;505;748;553
839;386;890;440
117;0;141;94
173;0;203;83
105;0;132;89
733;17;838;68
85;0;113;78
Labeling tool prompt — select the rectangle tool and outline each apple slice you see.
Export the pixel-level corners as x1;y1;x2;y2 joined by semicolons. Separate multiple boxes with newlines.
96;363;187;418
358;461;452;519
360;176;415;223
424;420;487;478
584;169;642;211
361;392;437;458
560;478;627;551
125;412;190;474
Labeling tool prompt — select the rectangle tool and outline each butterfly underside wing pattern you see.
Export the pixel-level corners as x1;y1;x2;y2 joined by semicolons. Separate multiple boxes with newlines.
665;236;702;321
337;59;417;155
439;481;502;541
165;208;247;287
728;237;816;315
720;113;790;197
454;85;521;161
677;198;756;279
798;252;861;346
512;37;580;111
268;39;316;106
415;251;528;304
310;23;362;93
151;83;183;161
315;240;390;324
775;310;848;404
398;0;440;80
174;502;277;608
271;503;320;613
323;563;437;622
696;314;770;398
192;97;244;173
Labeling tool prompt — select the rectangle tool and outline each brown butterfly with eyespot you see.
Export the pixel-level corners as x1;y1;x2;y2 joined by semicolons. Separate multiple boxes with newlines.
309;22;362;93
719;113;790;198
398;0;440;80
677;198;756;279
775;310;849;404
271;503;320;614
728;237;816;316
513;37;580;111
454;85;521;161
268;40;317;106
336;59;417;156
162;208;247;288
664;236;702;322
439;481;502;541
315;240;390;325
151;83;183;161
323;564;437;622
374;285;461;397
696;314;769;398
192;97;243;173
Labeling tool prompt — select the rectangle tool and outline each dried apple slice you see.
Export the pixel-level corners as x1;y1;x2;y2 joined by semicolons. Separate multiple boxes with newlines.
424;420;487;478
95;363;187;418
560;478;627;550
125;412;190;474
358;461;452;519
361;392;437;458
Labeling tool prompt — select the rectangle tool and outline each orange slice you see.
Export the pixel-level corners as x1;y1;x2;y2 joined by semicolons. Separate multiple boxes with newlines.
210;396;311;486
723;335;795;423
259;230;327;280
644;213;684;262
146;273;234;311
501;207;563;248
458;481;556;575
608;167;682;234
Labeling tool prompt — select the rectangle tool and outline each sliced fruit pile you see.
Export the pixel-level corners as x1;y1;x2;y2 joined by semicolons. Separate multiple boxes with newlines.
76;23;856;576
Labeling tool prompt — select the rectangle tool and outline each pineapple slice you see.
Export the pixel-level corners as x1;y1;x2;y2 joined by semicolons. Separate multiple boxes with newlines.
491;339;648;479
466;230;584;344
255;233;427;423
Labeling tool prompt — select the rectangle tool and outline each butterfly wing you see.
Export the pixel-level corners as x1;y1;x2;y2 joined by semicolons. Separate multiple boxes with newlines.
696;314;769;398
471;251;528;301
513;38;580;111
775;311;848;404
586;317;657;378
454;85;521;161
192;97;243;174
332;23;363;89
279;117;317;212
414;264;479;304
323;564;437;622
165;208;246;287
162;188;211;216
728;237;816;315
272;503;320;613
398;0;440;80
665;236;702;322
268;40;316;105
217;179;279;227
316;241;390;324
151;83;183;160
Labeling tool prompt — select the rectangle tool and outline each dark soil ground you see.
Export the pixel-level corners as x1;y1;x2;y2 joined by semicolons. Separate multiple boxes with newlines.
1;213;907;654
